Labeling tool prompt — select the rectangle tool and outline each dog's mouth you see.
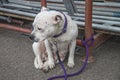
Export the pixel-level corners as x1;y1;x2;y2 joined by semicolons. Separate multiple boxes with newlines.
36;38;46;42
28;33;47;42
33;39;39;42
34;38;46;42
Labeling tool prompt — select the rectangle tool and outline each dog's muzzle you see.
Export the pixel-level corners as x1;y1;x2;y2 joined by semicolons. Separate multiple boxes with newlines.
21;33;39;42
29;35;39;42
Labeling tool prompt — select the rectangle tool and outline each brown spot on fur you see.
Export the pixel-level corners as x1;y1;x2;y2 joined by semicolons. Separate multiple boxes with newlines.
39;41;47;62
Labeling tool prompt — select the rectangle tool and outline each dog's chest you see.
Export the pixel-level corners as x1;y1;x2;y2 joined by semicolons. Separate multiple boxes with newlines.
49;38;69;52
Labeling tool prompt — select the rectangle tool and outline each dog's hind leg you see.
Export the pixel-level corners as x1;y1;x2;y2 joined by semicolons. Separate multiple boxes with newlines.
67;39;76;68
32;42;43;69
34;57;39;69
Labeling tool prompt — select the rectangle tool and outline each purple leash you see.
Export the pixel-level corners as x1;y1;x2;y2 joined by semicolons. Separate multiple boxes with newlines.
47;41;68;80
48;35;94;80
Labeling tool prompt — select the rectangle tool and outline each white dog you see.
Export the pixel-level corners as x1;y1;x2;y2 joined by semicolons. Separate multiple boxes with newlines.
31;7;78;71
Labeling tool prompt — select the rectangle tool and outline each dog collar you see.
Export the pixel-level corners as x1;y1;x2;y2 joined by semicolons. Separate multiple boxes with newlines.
53;12;68;38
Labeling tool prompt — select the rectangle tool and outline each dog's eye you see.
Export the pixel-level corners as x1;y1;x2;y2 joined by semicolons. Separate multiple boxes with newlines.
37;27;42;30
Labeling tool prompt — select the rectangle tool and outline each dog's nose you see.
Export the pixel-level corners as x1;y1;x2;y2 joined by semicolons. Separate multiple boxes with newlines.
29;35;39;42
29;35;35;40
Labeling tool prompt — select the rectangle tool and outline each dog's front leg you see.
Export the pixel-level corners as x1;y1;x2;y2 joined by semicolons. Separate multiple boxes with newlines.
43;40;55;71
32;42;43;69
67;39;76;68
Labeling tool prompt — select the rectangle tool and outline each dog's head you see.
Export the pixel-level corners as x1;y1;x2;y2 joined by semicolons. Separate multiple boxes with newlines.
31;7;64;42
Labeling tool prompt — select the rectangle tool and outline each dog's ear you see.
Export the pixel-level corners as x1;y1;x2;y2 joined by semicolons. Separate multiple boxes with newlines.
41;7;48;12
53;15;62;24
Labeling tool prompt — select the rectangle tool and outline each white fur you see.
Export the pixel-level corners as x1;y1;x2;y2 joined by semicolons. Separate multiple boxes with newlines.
31;7;78;71
32;42;43;69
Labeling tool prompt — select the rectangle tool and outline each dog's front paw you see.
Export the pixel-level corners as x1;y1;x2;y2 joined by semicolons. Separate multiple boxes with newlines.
67;62;75;68
42;66;49;72
34;57;39;69
42;61;49;72
48;61;55;69
42;61;55;71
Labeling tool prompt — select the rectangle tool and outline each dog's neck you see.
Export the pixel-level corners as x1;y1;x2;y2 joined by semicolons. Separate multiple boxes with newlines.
53;13;67;38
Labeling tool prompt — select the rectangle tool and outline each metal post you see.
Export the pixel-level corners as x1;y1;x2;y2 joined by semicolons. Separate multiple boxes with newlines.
41;0;47;7
85;0;93;38
83;0;95;62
